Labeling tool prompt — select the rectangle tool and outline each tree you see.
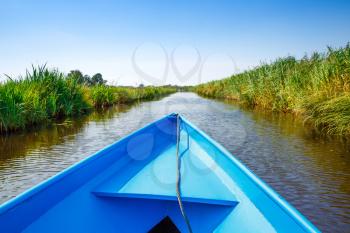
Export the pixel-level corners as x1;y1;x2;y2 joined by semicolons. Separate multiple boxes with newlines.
67;70;106;86
91;73;105;85
83;75;92;86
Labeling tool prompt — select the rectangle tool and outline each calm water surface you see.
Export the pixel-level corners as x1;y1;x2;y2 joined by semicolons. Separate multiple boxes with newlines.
0;93;349;232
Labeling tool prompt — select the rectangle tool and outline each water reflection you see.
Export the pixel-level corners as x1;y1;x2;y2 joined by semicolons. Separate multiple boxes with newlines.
0;104;133;162
0;93;349;232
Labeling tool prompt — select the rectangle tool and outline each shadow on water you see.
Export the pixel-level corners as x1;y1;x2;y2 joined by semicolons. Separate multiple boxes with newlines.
0;92;349;232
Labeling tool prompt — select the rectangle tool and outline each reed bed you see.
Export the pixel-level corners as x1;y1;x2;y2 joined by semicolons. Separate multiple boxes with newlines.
196;44;350;135
89;85;176;107
0;66;176;133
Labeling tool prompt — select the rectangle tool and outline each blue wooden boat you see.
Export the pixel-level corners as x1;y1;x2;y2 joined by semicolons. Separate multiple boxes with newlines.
0;113;319;233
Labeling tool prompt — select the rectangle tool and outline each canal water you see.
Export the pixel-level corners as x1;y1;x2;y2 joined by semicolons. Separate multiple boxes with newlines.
0;92;349;232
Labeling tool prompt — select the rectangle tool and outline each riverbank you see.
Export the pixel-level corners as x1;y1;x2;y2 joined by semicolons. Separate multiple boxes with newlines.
0;66;176;133
195;44;350;136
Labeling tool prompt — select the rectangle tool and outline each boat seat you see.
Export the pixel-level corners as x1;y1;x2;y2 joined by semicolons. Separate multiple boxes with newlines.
92;191;238;207
92;142;238;207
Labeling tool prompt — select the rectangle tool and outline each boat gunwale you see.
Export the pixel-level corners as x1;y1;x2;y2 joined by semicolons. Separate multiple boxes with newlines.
0;114;172;215
180;115;320;233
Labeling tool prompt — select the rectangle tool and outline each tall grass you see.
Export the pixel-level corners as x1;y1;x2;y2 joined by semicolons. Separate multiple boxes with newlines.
90;85;116;107
196;44;350;135
0;66;177;133
89;85;176;107
0;66;89;132
90;85;176;107
113;86;177;103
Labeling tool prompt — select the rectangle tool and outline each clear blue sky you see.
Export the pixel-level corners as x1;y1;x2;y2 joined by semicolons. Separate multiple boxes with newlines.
1;0;350;86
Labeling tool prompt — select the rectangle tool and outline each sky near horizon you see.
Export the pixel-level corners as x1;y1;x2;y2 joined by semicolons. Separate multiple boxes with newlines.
1;0;350;86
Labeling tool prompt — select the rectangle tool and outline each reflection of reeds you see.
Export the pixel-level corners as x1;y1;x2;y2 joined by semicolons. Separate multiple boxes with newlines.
0;117;88;161
195;44;350;135
0;66;176;133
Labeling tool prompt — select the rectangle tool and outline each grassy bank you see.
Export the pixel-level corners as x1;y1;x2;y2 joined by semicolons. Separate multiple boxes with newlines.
89;85;176;107
0;66;176;133
196;44;350;135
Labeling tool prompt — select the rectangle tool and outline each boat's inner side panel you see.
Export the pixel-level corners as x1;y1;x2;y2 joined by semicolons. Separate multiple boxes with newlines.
184;120;310;233
2;115;313;233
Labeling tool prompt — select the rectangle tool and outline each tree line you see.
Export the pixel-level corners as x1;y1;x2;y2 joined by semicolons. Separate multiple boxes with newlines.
67;70;107;86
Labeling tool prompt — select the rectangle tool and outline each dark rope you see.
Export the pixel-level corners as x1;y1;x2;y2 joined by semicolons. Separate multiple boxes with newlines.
175;114;193;233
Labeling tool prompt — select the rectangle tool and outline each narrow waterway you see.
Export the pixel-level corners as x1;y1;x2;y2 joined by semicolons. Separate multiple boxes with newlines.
0;92;349;232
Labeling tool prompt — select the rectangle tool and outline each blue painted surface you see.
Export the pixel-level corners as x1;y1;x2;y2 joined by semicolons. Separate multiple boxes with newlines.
0;113;320;233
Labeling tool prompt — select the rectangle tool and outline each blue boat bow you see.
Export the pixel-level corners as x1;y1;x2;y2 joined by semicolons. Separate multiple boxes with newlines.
0;113;320;233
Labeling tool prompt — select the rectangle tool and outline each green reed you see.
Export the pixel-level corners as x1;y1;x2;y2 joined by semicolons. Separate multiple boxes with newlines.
0;66;176;133
0;66;89;132
195;43;350;135
89;85;177;107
